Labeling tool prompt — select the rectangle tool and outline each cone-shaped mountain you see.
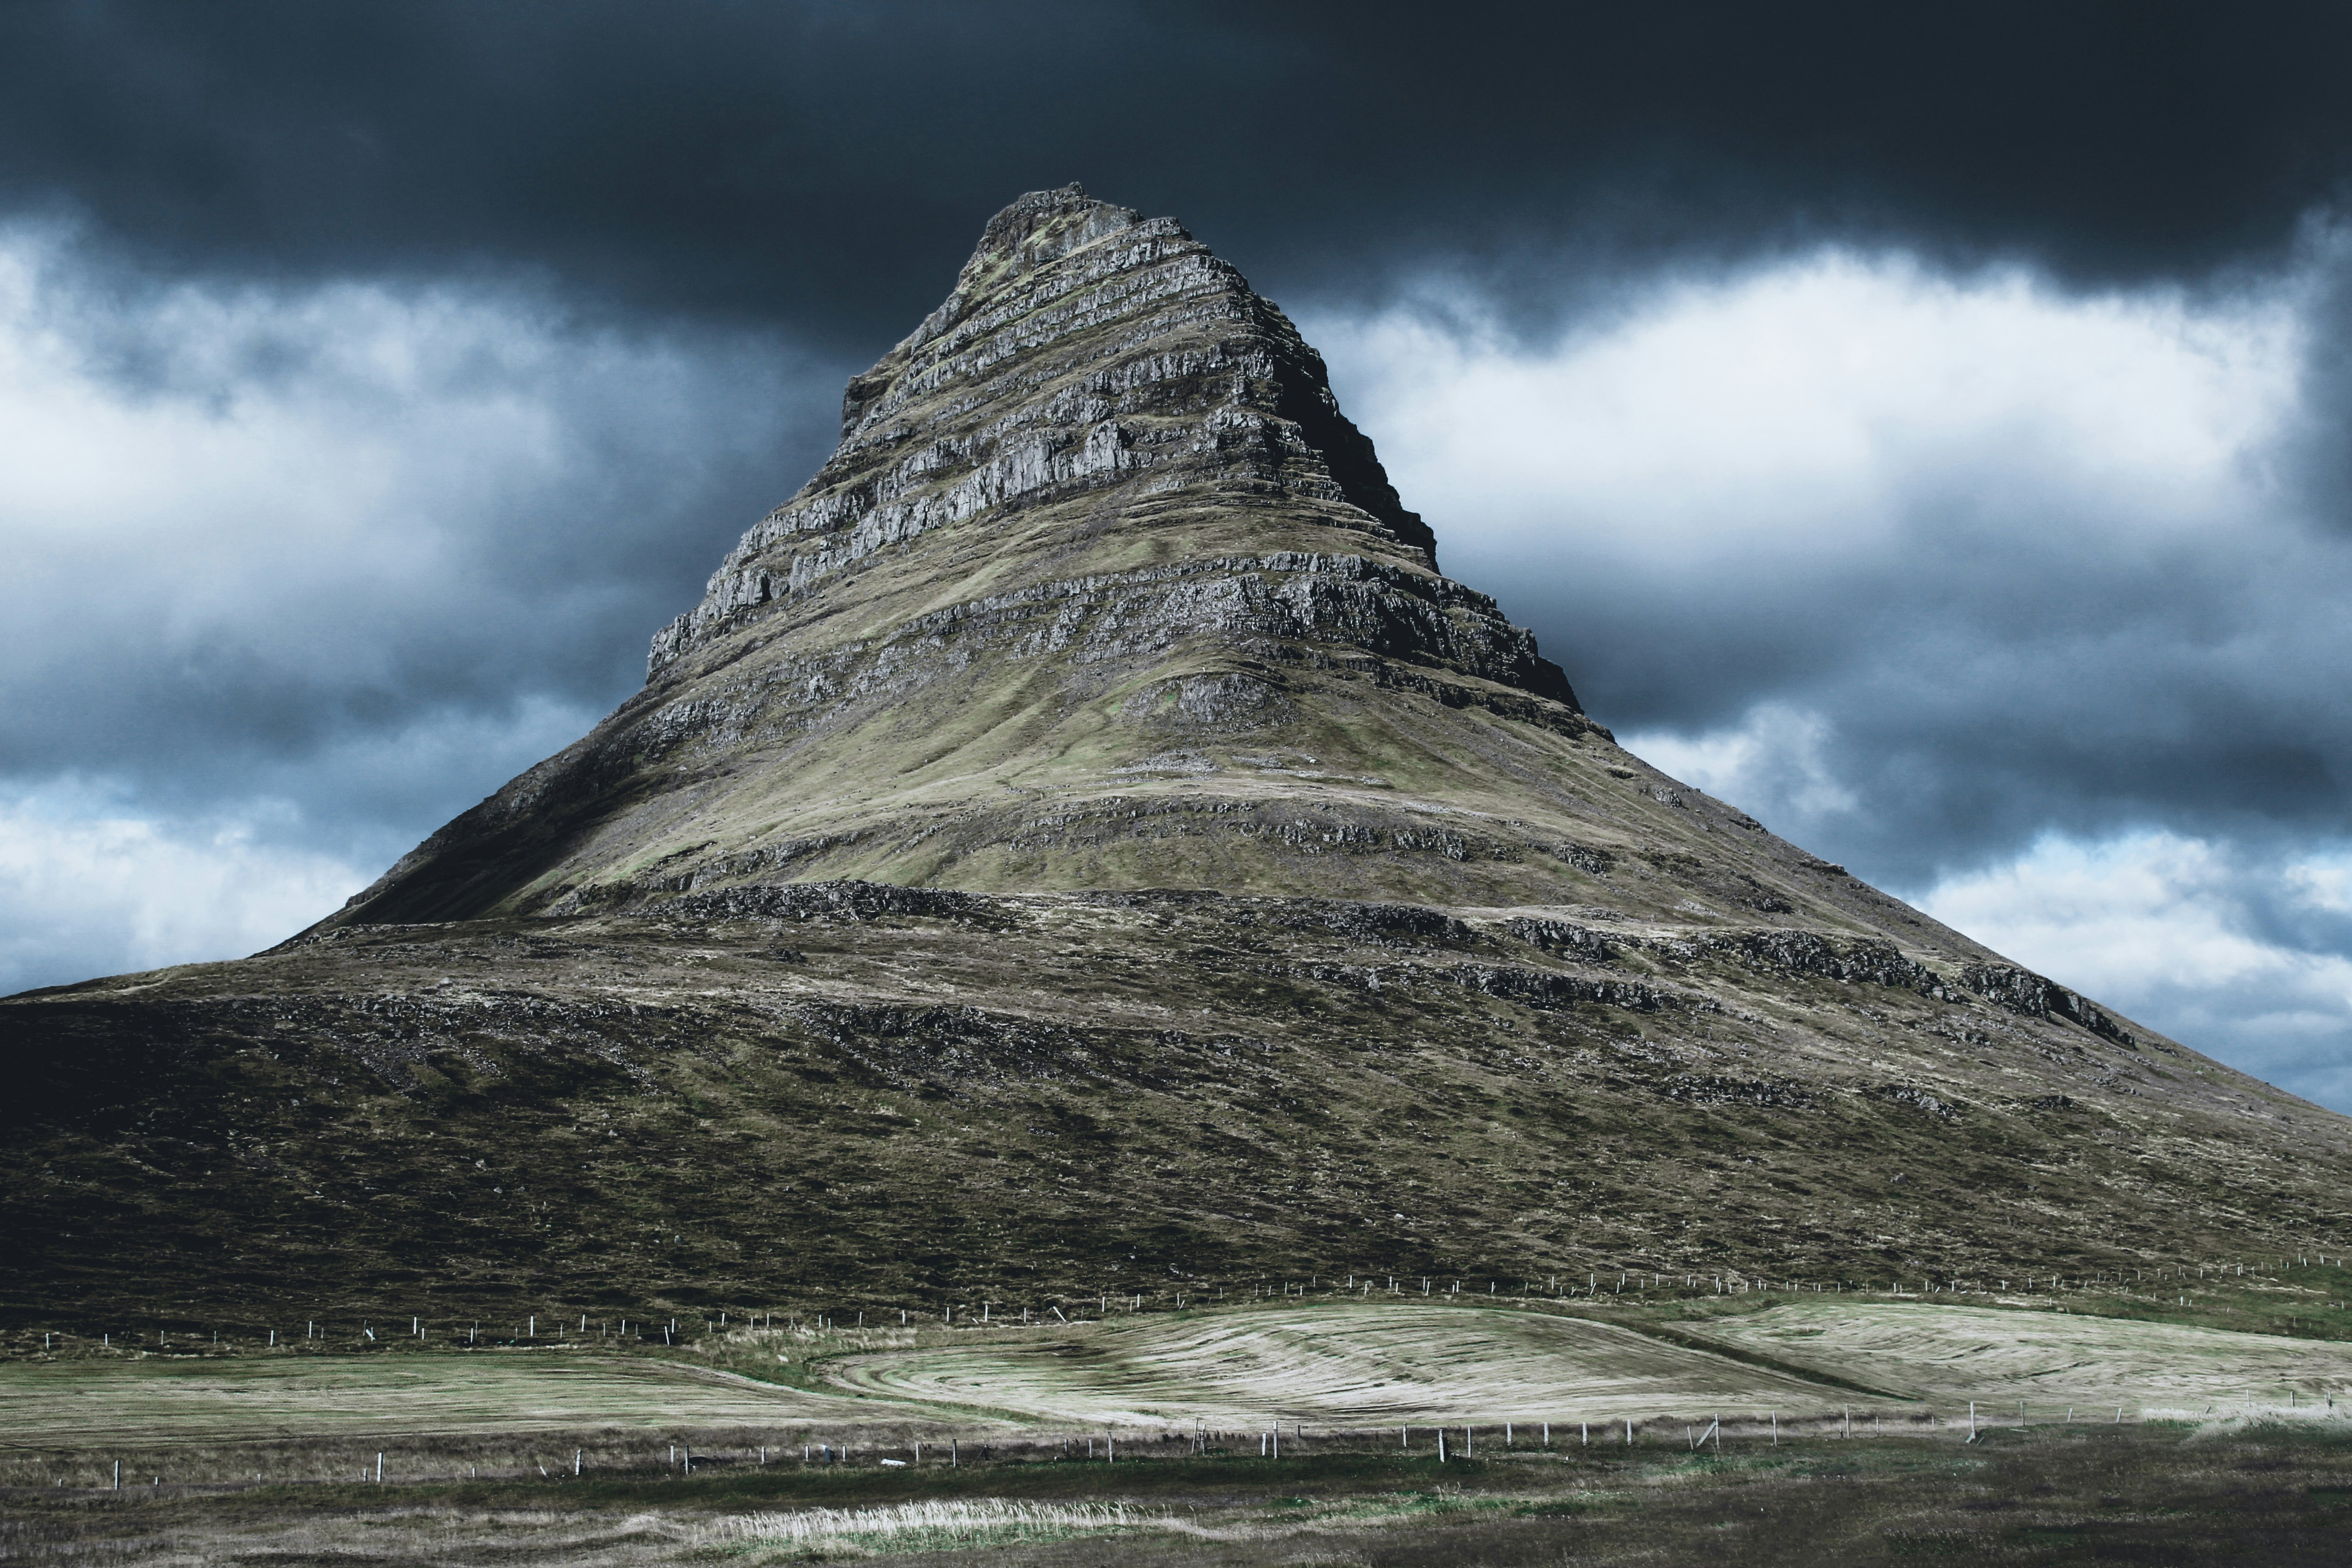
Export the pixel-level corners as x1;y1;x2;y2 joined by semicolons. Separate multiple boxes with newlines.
339;184;1595;925
5;187;2346;1328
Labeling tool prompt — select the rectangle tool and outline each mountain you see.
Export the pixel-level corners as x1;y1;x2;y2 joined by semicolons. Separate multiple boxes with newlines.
337;181;1583;922
5;186;2346;1330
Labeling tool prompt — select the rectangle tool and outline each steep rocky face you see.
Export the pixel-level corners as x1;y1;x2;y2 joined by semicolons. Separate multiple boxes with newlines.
6;187;2349;1328
331;185;1621;926
655;183;1444;670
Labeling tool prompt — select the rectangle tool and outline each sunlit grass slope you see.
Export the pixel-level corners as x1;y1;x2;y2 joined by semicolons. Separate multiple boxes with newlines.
1680;1299;2352;1416
821;1302;1854;1424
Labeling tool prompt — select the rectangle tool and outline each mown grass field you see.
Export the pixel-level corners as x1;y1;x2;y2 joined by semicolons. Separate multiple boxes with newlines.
0;1351;900;1449
1676;1297;2352;1418
820;1301;1853;1425
0;1350;985;1492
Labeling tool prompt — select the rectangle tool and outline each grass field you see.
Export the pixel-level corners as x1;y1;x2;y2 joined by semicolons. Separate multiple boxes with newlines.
0;1349;986;1490
0;1351;899;1448
819;1302;1871;1425
10;1300;2352;1560
1677;1299;2352;1420
7;1428;2352;1565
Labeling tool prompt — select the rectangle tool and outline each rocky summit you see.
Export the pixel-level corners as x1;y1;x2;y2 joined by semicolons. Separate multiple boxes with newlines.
344;180;1583;920
5;186;2346;1328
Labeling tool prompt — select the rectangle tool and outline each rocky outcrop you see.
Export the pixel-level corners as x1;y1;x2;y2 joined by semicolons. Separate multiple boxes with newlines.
648;187;1447;678
1691;930;1955;998
659;878;1007;927
1963;963;2138;1045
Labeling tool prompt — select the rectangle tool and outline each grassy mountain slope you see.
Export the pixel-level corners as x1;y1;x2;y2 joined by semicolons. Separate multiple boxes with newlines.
7;888;2341;1326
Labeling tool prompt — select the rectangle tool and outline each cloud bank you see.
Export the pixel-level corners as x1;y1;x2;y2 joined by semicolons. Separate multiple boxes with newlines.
1311;239;2352;1107
0;225;842;990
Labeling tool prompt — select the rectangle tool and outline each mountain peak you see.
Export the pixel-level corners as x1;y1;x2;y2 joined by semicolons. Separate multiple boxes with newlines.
673;188;1443;679
963;184;1143;292
323;190;1598;923
14;194;2342;1336
896;185;1151;357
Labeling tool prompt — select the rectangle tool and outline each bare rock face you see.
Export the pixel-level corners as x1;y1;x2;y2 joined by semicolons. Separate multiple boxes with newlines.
6;187;2348;1327
650;184;1445;672
331;185;1622;925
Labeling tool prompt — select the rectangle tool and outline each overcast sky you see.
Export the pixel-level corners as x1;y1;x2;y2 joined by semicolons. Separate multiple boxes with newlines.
5;1;2352;1109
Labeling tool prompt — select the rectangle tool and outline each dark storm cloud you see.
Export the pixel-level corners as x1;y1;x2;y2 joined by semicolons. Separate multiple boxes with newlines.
8;0;2352;1069
4;0;2350;347
0;237;843;818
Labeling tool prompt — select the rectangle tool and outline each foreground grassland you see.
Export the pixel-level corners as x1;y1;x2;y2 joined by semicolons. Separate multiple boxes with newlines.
9;1299;2352;1561
5;1428;2352;1565
15;1298;2352;1467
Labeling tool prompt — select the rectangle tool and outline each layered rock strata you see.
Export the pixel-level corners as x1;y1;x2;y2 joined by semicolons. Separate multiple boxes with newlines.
330;185;1623;925
5;186;2346;1326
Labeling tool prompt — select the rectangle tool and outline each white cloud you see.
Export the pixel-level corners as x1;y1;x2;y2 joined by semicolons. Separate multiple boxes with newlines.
0;222;825;774
1305;244;2352;1111
1920;832;2296;994
0;225;833;991
1915;832;2352;1112
1621;704;1858;821
1310;252;2301;569
0;786;368;993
